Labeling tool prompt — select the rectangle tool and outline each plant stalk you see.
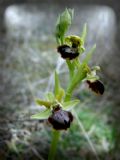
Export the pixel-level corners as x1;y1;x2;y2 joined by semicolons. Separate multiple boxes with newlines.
48;129;60;160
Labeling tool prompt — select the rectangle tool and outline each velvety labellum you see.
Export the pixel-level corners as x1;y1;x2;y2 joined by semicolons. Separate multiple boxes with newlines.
57;44;79;60
48;105;73;130
87;80;104;95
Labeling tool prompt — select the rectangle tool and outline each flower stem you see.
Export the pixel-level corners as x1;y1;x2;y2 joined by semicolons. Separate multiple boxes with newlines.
48;129;60;160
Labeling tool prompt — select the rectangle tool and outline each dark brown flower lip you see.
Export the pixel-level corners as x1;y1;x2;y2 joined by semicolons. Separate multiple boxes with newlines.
48;105;73;130
57;44;79;60
87;80;105;95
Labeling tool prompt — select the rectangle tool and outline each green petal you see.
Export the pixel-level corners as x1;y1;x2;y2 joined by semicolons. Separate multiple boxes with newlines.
31;109;51;120
62;99;80;110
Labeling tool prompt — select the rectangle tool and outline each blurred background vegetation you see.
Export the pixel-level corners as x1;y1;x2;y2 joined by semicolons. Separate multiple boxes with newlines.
0;0;120;159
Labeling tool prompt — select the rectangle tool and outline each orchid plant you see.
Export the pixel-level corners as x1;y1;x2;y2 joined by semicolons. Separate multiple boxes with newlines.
31;8;104;160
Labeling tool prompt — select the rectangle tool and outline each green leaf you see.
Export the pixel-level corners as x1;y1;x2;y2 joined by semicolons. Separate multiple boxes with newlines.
36;99;52;108
83;44;96;64
31;109;51;120
81;23;87;43
62;99;80;110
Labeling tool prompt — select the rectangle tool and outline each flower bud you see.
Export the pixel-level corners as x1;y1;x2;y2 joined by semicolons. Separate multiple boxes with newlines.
48;105;73;130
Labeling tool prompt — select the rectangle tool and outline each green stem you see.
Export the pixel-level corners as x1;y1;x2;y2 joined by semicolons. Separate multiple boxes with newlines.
64;63;88;102
66;59;74;80
48;129;60;160
64;81;77;102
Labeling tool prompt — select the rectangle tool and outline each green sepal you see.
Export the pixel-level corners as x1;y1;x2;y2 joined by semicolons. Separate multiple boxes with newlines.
31;109;51;120
35;99;52;108
45;92;55;101
62;99;80;110
56;88;65;102
83;44;96;64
